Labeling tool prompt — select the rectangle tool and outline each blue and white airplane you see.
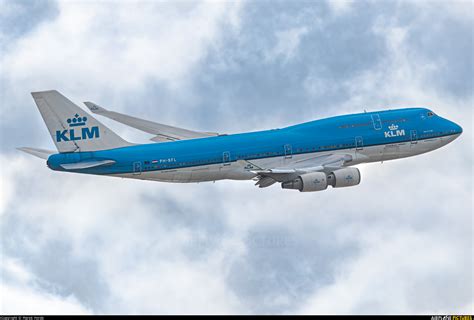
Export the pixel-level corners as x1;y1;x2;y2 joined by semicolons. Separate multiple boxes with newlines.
19;90;462;192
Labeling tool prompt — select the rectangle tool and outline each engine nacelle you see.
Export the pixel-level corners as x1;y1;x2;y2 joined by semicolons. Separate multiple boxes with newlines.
327;167;361;188
281;172;328;192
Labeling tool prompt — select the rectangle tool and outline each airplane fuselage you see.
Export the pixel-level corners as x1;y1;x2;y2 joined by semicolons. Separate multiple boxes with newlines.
46;107;462;184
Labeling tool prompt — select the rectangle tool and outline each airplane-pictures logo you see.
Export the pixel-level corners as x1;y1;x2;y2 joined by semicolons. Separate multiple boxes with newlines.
384;124;405;138
56;114;100;142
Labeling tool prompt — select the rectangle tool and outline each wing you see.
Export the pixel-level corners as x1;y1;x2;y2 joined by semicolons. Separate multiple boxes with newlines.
84;102;219;142
238;153;353;188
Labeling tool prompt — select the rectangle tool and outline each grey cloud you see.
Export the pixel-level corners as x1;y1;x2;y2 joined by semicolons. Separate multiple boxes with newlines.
403;8;473;98
0;0;59;47
139;190;230;259
188;1;390;130
1;213;109;311
139;186;230;233
226;225;358;314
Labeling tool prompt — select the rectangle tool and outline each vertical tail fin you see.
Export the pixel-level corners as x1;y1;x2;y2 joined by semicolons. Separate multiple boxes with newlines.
31;90;131;152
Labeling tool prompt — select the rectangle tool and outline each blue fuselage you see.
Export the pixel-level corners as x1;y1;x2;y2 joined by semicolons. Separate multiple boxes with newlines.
47;108;462;176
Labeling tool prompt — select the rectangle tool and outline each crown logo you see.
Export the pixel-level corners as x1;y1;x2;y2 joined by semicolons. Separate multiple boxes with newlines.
388;124;398;131
67;114;87;127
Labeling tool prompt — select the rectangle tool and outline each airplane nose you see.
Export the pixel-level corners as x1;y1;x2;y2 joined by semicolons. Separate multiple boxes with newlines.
452;121;463;135
445;119;463;138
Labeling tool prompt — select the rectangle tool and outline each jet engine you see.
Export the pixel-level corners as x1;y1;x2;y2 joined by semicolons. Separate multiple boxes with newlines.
281;168;361;192
281;172;328;192
327;167;361;188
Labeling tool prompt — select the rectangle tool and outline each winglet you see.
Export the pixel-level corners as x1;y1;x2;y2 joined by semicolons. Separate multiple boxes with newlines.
84;101;107;114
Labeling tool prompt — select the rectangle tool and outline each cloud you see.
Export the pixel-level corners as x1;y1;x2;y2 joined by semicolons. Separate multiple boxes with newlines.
1;0;472;315
225;225;358;314
298;229;472;314
0;0;59;46
1;258;91;314
0;1;244;151
2;1;240;91
265;27;309;63
327;0;355;15
1;154;245;313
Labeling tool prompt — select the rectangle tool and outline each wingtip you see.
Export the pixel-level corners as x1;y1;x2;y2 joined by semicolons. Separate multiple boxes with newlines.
84;101;104;113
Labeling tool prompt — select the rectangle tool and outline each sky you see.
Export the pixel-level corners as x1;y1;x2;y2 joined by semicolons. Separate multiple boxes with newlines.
0;0;473;315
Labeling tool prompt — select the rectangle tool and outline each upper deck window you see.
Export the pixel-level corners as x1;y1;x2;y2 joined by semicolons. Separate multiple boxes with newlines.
338;122;370;129
382;118;407;123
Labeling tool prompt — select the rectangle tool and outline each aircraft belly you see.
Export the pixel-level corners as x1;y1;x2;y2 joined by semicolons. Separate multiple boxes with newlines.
365;145;384;162
190;165;227;182
375;137;449;162
164;166;222;182
142;163;253;182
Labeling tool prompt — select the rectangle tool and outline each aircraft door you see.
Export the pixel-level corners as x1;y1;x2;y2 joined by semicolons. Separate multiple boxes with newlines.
133;161;142;175
371;114;382;130
284;144;292;159
355;136;364;150
223;151;231;166
355;136;364;161
410;130;418;144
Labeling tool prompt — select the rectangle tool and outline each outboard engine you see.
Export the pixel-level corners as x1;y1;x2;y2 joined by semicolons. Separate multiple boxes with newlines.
281;172;328;192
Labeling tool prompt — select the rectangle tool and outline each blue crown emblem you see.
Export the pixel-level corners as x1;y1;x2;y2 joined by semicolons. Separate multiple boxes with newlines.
67;114;87;127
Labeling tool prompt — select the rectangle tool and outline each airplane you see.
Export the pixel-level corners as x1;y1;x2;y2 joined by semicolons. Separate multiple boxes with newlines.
18;90;463;192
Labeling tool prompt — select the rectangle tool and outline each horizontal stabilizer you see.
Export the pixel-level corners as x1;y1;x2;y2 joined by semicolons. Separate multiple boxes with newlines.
17;147;55;160
60;159;116;170
84;101;219;142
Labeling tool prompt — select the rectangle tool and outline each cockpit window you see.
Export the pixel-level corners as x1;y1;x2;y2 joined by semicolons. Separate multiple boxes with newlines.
427;111;435;117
